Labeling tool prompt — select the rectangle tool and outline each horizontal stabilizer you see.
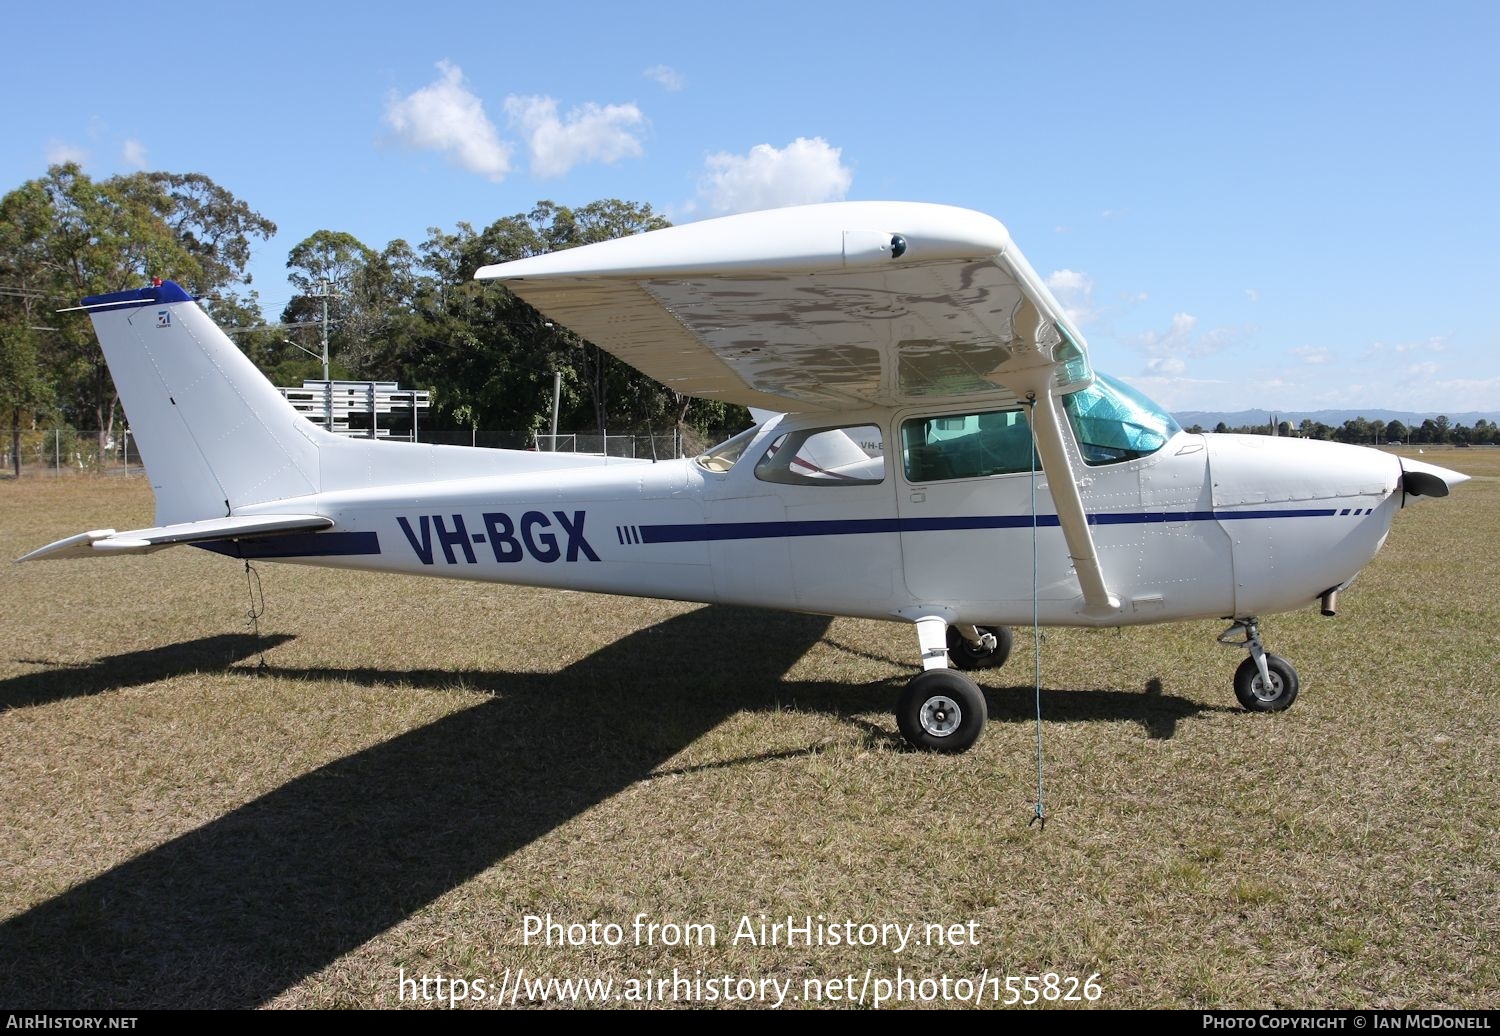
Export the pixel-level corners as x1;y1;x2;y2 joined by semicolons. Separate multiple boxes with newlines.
17;515;332;562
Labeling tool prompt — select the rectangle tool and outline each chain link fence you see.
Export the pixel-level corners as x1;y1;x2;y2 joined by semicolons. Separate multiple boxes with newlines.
2;429;144;477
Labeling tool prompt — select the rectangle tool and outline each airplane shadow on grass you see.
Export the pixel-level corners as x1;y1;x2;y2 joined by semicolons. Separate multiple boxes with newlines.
0;607;1216;1008
2;633;294;710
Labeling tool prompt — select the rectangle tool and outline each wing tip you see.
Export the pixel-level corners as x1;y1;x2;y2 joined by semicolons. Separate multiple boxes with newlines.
16;530;117;563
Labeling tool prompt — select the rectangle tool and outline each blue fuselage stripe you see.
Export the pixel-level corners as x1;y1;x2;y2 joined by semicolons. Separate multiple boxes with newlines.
639;508;1340;545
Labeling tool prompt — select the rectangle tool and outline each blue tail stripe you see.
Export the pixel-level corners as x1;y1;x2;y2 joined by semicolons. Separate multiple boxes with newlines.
194;531;381;559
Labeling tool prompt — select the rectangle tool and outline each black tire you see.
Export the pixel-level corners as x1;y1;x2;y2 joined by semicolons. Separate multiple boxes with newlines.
946;624;1013;671
897;670;988;752
1233;654;1300;712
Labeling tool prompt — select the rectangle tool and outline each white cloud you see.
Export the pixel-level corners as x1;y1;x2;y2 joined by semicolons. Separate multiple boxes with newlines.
1292;345;1330;364
385;61;512;181
1423;376;1500;412
1045;269;1096;326
643;64;684;91
1133;312;1200;354
122;138;148;170
698;137;853;214
1126;312;1253;378
1119;374;1234;412
1245;288;1260;303
1394;336;1446;354
45;139;88;166
1046;269;1091;293
1405;361;1440;376
505;96;646;179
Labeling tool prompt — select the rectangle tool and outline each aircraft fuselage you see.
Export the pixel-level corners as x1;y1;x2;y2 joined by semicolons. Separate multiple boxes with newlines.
228;410;1405;630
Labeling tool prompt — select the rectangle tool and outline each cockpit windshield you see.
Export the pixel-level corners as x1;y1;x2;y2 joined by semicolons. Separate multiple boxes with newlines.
1063;373;1180;465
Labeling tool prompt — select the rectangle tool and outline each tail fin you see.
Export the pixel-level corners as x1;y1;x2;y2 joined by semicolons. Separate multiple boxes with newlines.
84;282;322;525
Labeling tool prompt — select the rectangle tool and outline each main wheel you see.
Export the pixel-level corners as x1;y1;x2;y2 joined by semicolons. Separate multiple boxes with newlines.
897;670;988;752
1233;654;1300;712
946;625;1013;671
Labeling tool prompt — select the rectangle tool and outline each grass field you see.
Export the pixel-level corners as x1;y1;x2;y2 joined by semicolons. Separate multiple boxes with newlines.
1;448;1495;1010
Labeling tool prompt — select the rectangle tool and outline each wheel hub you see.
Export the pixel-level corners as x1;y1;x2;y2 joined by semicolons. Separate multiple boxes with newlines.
1251;672;1284;702
919;695;962;737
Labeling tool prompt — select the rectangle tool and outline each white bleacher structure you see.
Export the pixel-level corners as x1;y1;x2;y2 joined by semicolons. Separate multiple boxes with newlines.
277;380;431;439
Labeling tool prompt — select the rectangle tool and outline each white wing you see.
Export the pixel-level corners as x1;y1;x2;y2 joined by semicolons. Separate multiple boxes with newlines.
475;202;1092;413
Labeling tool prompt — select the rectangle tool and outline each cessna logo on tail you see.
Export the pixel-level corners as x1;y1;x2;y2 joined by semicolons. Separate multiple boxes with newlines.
397;510;600;565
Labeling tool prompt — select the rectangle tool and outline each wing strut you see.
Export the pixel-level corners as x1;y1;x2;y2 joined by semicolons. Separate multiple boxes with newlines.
1029;390;1120;617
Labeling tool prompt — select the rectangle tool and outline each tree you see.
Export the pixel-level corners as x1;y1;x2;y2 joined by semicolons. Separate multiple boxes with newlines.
1385;419;1408;444
325;199;744;438
0;165;275;452
280;230;379;377
0;183;59;475
0;323;51;476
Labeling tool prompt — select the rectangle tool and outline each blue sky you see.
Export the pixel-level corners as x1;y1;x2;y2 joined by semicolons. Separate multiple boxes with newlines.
5;1;1497;414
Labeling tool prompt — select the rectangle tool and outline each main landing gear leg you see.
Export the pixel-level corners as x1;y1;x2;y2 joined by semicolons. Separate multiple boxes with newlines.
895;616;988;753
1218;618;1301;712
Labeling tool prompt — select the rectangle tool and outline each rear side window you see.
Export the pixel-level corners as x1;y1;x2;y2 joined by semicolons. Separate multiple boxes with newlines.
901;409;1038;482
754;425;885;486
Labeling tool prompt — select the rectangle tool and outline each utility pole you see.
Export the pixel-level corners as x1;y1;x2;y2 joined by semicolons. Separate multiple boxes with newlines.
310;278;334;429
550;371;562;450
545;321;562;451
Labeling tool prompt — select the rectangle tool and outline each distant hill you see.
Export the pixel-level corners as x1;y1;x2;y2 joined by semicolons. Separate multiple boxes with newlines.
1172;409;1500;430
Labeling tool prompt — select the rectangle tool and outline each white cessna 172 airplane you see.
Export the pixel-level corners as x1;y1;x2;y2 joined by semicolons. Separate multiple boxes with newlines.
20;202;1468;753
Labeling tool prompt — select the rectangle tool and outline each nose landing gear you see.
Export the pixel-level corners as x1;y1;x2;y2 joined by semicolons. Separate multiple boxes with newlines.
1218;618;1301;712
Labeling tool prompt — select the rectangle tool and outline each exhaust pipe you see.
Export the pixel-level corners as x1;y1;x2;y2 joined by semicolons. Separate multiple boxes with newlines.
1320;588;1339;617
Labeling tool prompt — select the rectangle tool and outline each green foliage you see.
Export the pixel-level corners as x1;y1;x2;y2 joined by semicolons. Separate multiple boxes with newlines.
3;170;740;441
0;164;276;451
1209;414;1487;446
277;199;746;436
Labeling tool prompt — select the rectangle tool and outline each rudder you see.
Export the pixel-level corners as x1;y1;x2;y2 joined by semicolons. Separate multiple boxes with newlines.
84;281;322;525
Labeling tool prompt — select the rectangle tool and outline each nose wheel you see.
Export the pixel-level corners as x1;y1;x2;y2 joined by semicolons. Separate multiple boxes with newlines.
1219;619;1301;712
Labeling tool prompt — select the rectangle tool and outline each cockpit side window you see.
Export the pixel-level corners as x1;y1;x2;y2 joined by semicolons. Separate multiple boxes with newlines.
696;426;759;473
1063;373;1180;466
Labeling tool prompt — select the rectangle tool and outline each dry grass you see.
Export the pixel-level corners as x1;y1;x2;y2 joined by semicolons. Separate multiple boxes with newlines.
1;448;1495;1010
